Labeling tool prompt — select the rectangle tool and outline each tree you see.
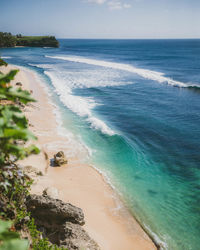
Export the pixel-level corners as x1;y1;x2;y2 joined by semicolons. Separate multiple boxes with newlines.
0;32;17;47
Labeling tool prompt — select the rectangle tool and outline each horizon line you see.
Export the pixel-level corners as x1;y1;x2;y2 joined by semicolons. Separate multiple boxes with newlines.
57;37;200;40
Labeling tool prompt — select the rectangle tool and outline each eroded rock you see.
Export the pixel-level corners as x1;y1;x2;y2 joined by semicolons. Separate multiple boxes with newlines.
53;151;68;166
49;222;100;250
26;195;100;249
43;187;59;199
26;194;85;226
23;165;43;178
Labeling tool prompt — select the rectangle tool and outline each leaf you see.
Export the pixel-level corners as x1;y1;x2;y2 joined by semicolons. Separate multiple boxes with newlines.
2;144;26;159
0;128;4;137
0;105;27;129
12;110;28;129
0;231;19;241
0;70;18;85
0;238;29;250
0;93;7;99
1;106;13;122
0;58;8;67
7;88;35;104
25;144;40;155
3;128;36;140
0;118;4;126
0;180;11;192
0;220;12;234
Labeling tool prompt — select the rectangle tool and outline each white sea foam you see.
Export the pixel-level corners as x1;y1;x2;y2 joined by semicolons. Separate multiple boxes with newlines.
144;224;168;250
87;116;115;135
44;70;115;136
30;63;130;88
28;63;117;135
45;55;189;88
28;63;53;69
2;56;12;59
18;64;92;159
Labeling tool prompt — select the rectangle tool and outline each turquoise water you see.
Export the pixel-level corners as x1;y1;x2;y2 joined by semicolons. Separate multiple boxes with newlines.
1;39;200;249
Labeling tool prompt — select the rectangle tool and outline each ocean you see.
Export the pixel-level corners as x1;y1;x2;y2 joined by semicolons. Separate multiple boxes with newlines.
1;39;200;250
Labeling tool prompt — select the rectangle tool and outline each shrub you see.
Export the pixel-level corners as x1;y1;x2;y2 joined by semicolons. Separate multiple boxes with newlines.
0;62;63;249
0;59;8;67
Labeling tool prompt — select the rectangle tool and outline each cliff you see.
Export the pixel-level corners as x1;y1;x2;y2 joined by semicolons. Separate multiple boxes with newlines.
0;32;59;48
16;36;59;48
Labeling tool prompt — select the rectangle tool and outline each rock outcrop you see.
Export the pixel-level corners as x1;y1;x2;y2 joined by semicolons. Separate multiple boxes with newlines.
23;165;43;178
26;194;100;250
26;194;84;226
53;151;68;166
50;222;99;250
43;187;59;199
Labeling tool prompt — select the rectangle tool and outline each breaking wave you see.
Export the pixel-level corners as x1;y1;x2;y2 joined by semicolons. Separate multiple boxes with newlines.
43;70;115;136
45;55;200;88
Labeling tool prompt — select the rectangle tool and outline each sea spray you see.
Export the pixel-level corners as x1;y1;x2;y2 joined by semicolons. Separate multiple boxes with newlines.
43;69;116;136
19;65;92;160
45;55;189;88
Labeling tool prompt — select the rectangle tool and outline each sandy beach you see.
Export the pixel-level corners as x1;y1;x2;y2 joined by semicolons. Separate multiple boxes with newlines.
2;65;156;250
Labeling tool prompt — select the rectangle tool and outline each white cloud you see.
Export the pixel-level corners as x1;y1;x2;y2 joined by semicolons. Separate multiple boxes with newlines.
86;0;131;9
108;0;122;10
87;0;107;4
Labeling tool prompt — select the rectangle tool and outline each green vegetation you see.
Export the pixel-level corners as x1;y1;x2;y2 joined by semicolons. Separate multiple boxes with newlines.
0;33;16;47
0;32;59;48
0;58;63;249
0;220;29;250
16;36;59;47
0;59;8;67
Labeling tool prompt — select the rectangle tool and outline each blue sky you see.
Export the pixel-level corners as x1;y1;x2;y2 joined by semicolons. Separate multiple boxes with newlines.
0;0;200;38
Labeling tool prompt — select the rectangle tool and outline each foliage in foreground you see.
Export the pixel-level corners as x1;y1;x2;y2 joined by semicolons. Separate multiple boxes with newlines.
0;69;39;166
0;59;7;67
0;58;63;249
0;220;29;250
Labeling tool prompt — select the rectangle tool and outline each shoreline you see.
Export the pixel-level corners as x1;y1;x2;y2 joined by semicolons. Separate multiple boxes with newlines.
2;64;156;250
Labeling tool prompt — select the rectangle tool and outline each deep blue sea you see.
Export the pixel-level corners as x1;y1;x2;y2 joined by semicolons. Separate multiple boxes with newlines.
1;39;200;250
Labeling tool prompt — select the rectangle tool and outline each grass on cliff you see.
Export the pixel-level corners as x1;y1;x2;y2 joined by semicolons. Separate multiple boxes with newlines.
0;32;59;48
18;36;50;40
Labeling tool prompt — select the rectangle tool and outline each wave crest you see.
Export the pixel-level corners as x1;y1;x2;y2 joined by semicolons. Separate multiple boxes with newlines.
45;55;192;88
44;71;115;136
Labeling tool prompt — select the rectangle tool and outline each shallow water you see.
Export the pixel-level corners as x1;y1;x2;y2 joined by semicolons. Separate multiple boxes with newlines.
1;39;200;249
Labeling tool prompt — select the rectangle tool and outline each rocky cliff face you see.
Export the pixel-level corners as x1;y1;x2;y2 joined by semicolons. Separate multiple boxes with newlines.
26;194;100;250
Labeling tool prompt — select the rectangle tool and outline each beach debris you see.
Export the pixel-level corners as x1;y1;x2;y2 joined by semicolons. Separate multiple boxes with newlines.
26;194;99;249
43;150;49;174
43;187;59;199
53;151;68;166
16;81;22;86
